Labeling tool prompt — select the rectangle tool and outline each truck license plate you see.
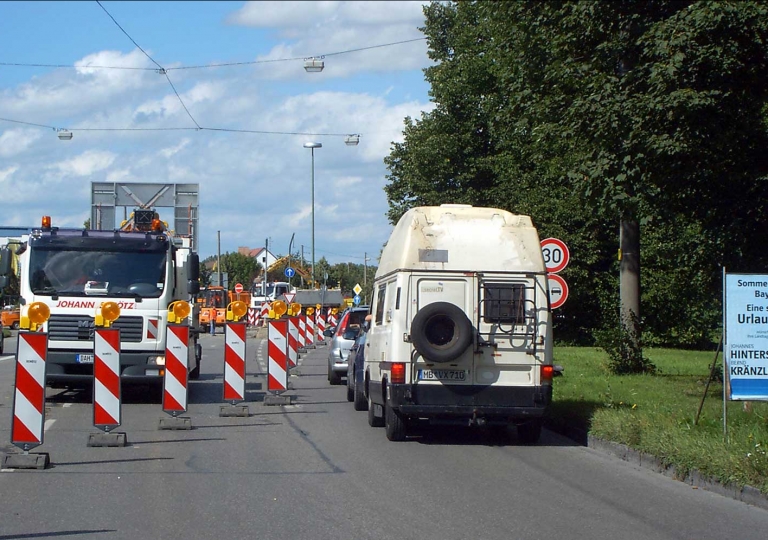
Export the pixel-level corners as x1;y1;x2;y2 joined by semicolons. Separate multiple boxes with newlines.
418;369;467;381
76;354;94;364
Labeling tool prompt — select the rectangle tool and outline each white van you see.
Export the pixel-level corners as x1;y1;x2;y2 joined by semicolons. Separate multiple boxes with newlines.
364;205;555;442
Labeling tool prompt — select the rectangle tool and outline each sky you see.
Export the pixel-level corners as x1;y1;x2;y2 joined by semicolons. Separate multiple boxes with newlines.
0;0;435;267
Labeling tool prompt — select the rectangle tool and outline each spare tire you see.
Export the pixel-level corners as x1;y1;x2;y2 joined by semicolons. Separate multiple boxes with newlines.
411;301;473;363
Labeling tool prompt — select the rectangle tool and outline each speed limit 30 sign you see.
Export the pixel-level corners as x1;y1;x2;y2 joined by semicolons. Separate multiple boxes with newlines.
541;238;570;274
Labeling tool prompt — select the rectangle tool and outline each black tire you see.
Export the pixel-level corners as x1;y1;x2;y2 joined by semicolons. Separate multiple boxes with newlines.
517;419;543;445
189;344;202;380
12;322;20;330
367;395;384;427
329;365;342;386
410;301;473;363
353;376;368;411
189;364;200;381
385;402;407;441
346;378;354;402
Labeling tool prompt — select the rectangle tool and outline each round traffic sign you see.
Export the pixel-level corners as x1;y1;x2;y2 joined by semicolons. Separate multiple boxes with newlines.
285;267;295;278
234;283;244;293
353;295;361;305
547;274;569;309
541;238;570;273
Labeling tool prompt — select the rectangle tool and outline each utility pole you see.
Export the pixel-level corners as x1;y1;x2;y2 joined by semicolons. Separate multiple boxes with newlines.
263;237;268;303
300;245;305;288
217;230;222;287
287;233;295;289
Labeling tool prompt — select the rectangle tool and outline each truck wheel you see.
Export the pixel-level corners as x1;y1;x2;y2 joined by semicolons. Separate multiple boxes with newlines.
12;322;20;330
411;302;473;363
385;402;407;441
517;419;543;445
367;395;384;427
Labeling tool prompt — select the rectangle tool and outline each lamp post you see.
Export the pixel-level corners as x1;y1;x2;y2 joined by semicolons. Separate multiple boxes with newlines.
303;142;322;289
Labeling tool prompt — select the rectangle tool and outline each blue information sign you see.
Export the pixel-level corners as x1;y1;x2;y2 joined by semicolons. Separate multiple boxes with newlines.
284;267;295;278
353;295;361;305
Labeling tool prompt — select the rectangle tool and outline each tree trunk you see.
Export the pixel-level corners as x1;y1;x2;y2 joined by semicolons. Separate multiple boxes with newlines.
620;219;641;349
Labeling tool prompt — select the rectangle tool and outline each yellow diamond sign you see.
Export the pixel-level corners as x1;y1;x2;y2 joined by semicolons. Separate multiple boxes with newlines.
353;283;362;295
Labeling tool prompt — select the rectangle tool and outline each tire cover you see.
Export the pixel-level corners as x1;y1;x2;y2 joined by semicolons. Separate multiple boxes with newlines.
411;301;473;363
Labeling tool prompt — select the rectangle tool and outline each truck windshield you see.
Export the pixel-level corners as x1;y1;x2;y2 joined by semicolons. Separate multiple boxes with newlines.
29;248;167;298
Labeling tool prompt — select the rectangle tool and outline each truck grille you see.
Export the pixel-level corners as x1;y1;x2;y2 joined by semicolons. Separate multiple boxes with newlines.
47;314;144;343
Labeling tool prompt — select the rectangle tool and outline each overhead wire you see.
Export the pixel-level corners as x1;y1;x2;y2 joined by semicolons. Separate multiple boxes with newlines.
95;0;200;128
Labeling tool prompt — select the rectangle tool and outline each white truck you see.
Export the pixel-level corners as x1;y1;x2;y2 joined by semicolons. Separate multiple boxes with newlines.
0;212;202;389
249;281;295;309
364;204;556;442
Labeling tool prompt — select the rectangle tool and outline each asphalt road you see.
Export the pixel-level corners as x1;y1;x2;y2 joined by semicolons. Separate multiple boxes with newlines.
1;331;768;540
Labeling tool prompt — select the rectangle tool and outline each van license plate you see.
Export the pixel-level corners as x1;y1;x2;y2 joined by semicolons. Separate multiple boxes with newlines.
76;354;94;364
418;369;467;381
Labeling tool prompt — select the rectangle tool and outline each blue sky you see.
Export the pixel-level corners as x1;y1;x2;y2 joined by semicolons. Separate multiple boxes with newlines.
0;1;434;266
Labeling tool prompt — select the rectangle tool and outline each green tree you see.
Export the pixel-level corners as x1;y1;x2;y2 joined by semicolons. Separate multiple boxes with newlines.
220;252;261;290
385;1;768;357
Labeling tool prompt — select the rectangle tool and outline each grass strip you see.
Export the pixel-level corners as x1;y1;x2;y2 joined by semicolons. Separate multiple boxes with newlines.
547;347;768;493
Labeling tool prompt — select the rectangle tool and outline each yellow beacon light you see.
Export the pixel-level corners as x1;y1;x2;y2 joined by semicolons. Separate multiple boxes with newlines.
306;307;314;316
23;302;51;331
272;300;287;318
168;300;191;323
227;301;248;321
290;303;302;316
96;301;121;327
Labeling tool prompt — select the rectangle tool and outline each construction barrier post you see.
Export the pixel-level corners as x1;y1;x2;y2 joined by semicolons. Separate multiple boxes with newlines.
298;313;307;352
2;331;50;469
306;311;316;349
220;321;249;417
264;319;291;406
159;324;193;430
287;316;299;369
89;328;127;447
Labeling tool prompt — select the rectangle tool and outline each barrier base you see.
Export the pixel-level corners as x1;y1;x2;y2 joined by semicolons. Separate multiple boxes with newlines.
158;416;193;430
87;432;127;447
2;452;50;470
263;394;292;406
219;405;250;417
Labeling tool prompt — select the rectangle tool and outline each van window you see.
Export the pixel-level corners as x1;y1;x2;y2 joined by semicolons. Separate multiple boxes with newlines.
374;284;386;325
482;283;526;324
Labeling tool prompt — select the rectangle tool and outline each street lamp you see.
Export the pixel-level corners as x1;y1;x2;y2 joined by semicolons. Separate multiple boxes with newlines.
57;129;73;141
303;141;322;289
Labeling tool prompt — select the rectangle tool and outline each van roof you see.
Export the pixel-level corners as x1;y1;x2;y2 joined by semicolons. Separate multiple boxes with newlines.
375;205;545;276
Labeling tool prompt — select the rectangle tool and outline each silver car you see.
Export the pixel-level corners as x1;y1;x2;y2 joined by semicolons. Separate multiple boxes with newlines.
326;306;369;385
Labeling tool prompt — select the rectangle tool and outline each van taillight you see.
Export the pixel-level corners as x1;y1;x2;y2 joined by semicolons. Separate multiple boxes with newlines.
391;362;406;384
541;365;554;382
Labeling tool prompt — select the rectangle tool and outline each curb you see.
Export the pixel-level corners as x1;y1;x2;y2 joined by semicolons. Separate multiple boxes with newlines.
546;423;768;511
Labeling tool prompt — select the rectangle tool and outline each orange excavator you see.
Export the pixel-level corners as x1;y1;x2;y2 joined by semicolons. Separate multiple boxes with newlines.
199;286;228;329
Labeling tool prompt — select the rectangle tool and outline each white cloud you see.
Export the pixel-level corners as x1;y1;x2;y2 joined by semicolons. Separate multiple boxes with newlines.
159;138;191;158
0;129;43;157
334;176;362;188
0;165;20;183
53;150;117;177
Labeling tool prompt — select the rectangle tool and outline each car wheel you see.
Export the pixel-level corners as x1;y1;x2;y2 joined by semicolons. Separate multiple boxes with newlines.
329;366;342;386
385;401;407;441
517;419;543;445
346;376;354;402
353;376;368;411
410;301;473;363
367;395;384;427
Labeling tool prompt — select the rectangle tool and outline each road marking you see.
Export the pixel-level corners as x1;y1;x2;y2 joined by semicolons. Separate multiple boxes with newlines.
44;419;56;431
0;355;15;362
63;403;72;408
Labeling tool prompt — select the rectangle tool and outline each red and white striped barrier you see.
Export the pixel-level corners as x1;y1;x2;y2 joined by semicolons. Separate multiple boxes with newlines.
306;312;316;347
298;313;307;350
316;310;326;341
11;332;48;450
287;317;299;368
146;318;159;340
94;328;121;430
260;302;271;326
247;308;257;327
224;322;247;403
163;325;189;414
328;309;337;329
267;319;288;393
